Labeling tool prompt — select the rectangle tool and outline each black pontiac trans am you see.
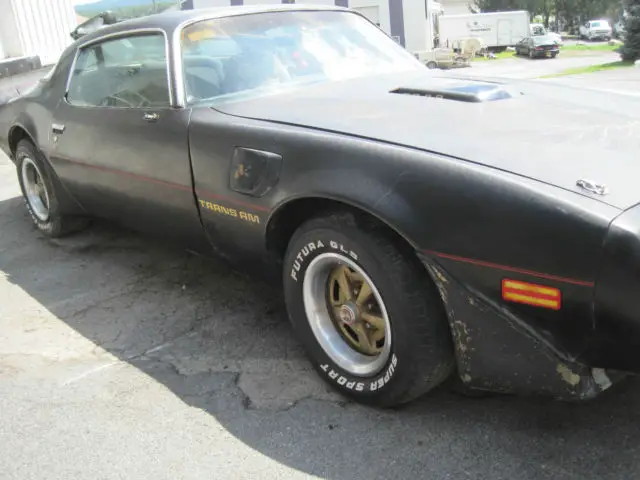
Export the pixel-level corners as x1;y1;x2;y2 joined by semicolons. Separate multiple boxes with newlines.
1;5;640;407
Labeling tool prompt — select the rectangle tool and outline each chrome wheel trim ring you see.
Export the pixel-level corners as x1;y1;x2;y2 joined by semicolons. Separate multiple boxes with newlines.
21;156;50;222
302;252;392;377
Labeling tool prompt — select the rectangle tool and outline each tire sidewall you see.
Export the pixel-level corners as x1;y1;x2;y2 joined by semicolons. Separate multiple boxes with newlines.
283;224;422;404
15;141;61;236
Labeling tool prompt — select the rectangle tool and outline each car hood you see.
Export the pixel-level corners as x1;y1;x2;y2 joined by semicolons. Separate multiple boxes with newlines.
213;71;640;210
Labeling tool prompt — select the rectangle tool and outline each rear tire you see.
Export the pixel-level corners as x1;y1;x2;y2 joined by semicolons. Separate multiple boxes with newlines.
426;61;437;69
15;139;89;237
282;211;455;407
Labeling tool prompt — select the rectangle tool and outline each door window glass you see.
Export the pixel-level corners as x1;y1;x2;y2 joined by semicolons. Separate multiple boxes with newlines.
67;33;170;108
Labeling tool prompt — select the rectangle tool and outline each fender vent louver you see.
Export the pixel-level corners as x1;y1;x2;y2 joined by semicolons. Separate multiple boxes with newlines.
390;84;517;103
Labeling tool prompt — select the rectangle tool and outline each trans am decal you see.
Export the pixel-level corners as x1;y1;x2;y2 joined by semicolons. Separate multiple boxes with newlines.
198;199;261;224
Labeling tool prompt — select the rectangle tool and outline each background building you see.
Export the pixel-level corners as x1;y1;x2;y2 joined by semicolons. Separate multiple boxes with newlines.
0;0;77;76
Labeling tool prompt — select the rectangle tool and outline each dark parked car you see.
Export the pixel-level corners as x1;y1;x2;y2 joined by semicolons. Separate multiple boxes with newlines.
515;34;560;58
1;5;640;407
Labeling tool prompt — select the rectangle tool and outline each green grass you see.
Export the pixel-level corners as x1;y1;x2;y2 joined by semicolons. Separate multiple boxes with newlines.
472;51;518;61
541;61;635;77
561;43;621;52
472;42;620;62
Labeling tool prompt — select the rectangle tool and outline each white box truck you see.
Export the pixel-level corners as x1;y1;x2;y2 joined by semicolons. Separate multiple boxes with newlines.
438;10;531;50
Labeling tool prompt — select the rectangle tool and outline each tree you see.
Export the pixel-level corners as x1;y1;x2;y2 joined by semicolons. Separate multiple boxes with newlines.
473;0;621;34
620;0;640;61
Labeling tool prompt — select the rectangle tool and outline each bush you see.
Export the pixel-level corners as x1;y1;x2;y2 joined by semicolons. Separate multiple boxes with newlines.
620;0;640;61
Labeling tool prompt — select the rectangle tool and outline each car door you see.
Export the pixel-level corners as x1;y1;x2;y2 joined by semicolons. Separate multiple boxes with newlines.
48;31;209;251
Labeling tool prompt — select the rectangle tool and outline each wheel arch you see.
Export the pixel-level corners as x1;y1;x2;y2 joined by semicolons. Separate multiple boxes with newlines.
265;194;421;263
8;124;36;162
9;122;86;216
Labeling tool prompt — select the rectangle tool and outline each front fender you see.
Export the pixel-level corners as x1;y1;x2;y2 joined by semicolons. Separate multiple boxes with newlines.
268;128;618;361
267;167;421;250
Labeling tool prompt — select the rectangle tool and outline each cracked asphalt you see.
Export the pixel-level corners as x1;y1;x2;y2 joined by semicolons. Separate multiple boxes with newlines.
2;68;640;479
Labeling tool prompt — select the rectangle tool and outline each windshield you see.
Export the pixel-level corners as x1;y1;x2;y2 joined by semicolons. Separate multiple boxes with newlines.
180;10;423;105
533;35;554;45
591;21;602;27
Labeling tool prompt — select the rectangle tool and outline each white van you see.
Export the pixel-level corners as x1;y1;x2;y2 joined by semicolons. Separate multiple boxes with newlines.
579;20;613;41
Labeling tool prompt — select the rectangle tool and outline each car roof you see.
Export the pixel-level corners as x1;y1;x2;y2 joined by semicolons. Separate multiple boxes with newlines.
75;4;350;46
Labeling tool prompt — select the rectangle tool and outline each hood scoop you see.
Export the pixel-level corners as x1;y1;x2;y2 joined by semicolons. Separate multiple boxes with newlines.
390;83;518;103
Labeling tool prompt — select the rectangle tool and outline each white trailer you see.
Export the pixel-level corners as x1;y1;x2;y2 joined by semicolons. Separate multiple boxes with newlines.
438;10;530;50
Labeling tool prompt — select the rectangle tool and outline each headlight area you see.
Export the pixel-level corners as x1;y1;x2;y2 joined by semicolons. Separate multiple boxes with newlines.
590;204;640;372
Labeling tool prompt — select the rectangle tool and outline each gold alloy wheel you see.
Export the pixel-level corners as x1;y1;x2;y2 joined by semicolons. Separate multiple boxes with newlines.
302;253;392;377
326;265;386;356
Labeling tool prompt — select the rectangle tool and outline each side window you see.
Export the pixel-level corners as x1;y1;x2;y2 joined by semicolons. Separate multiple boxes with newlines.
67;33;170;108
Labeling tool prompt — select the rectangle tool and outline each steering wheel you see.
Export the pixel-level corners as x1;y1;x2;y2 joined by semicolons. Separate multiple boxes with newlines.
100;89;152;108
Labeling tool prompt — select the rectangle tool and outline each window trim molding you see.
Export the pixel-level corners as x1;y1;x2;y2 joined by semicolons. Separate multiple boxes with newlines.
64;27;175;109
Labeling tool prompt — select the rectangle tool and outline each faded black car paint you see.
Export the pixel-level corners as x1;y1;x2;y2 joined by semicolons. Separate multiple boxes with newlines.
1;6;639;401
592;205;640;371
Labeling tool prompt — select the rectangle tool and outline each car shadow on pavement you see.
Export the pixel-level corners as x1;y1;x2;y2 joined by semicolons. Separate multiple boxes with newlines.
2;194;640;479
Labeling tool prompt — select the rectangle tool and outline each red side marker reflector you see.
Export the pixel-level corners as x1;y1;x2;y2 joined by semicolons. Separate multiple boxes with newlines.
502;279;561;310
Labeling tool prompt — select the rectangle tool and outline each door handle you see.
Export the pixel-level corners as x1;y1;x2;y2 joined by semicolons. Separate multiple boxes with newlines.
52;123;65;134
143;112;159;122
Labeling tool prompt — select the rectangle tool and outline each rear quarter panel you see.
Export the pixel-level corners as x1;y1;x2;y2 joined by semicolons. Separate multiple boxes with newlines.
1;48;75;162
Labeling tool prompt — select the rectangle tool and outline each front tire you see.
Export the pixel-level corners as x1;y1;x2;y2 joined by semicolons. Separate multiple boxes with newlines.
15;139;88;237
283;212;455;407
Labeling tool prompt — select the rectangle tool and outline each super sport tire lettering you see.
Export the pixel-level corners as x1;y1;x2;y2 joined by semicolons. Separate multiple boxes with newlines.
318;354;400;392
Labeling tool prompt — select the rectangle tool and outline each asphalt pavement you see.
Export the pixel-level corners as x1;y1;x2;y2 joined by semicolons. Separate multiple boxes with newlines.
540;67;640;96
2;63;640;480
